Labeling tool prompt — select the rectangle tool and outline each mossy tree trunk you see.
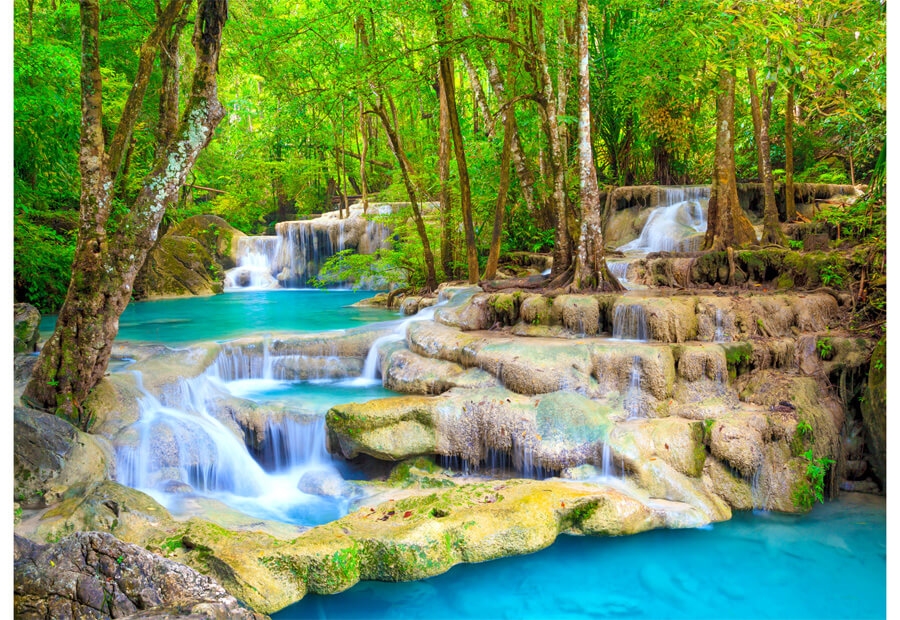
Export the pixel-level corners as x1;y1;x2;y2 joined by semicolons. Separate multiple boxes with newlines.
572;0;622;292
23;0;228;428
747;63;787;245
703;68;757;252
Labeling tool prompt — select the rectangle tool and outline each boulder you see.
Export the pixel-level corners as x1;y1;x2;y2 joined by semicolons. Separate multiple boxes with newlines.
14;532;263;619
15;303;41;354
14;407;113;509
133;215;245;300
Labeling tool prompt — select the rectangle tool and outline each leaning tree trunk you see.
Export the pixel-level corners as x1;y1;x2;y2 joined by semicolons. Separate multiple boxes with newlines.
23;0;228;428
572;0;622;292
703;68;757;252
747;65;786;245
784;81;797;221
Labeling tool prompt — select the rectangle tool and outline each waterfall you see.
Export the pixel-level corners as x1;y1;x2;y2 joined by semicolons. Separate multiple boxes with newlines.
224;236;280;289
116;372;270;496
345;300;446;387
611;304;649;341
618;186;710;253
601;442;616;478
624;356;644;419
608;261;631;288
115;370;355;526
714;308;728;343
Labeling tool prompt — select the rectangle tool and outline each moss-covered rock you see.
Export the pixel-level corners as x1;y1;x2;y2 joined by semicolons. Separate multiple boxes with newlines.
133;215;245;300
14;407;114;509
860;339;886;487
14;303;41;354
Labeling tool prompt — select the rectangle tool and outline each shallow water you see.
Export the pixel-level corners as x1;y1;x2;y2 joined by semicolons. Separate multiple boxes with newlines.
39;289;397;344
275;494;886;620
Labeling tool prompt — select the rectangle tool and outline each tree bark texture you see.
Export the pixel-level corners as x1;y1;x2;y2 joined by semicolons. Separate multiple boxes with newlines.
572;0;622;292
23;0;228;427
437;69;455;279
703;68;757;252
462;52;494;138
747;65;786;245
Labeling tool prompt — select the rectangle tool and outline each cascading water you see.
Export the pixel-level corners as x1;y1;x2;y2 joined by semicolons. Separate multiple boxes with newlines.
611;304;649;341
115;368;356;526
618;186;710;254
607;261;631;289
346;300;447;387
225;208;397;291
623;356;643;419
714;308;728;343
224;236;280;289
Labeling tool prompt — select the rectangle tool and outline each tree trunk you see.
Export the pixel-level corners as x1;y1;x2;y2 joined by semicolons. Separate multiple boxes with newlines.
358;98;369;214
785;82;796;220
572;0;622;292
703;68;757;252
371;100;438;291
109;0;189;180
436;16;479;284
747;65;786;245
533;5;571;277
483;106;512;281
156;0;192;159
461;0;546;229
23;0;228;427
437;69;454;279
462;52;494;138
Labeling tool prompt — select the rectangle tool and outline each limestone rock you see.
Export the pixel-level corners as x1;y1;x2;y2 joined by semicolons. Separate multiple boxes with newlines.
860;339;886;487
382;344;499;395
15;303;41;354
14;407;113;509
14;531;263;619
133;215;245;300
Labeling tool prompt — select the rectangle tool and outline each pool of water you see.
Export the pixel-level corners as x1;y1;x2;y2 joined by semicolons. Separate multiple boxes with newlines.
39;289;398;345
275;494;885;620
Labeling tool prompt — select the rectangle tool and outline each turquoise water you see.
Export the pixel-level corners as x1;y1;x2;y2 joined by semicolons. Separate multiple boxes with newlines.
276;494;886;620
39;289;398;344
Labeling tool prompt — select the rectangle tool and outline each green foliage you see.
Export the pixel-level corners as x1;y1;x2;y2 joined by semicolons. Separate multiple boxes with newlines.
793;450;835;511
818;263;845;288
816;337;833;360
788;239;804;251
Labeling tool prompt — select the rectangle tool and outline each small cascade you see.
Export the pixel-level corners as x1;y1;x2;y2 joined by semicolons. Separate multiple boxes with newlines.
611;304;649;341
623;356;644;419
618;186;710;253
607;261;631;289
749;466;769;513
116;369;357;526
346;301;447;387
116;372;270;496
276;222;338;288
601;442;616;478
224;236;280;289
714;308;728;343
255;417;331;472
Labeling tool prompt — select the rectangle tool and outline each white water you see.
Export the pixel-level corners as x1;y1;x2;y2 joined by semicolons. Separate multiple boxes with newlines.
115;369;353;525
624;356;644;419
225;211;393;291
617;186;710;254
345;300;447;387
611;304;649;341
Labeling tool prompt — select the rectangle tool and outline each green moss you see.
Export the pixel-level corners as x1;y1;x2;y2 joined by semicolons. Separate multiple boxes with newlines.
564;500;599;528
722;342;752;379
